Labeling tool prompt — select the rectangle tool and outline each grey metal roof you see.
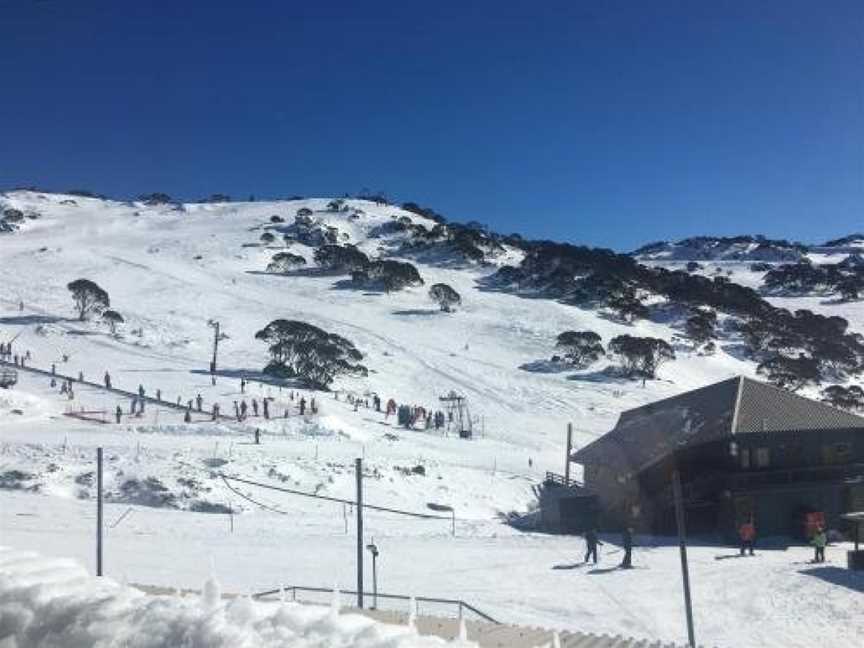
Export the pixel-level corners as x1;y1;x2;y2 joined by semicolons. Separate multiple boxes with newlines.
572;376;864;470
735;377;864;433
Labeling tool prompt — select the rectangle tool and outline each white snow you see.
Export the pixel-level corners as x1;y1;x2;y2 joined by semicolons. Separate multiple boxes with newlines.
0;545;470;648
1;190;863;647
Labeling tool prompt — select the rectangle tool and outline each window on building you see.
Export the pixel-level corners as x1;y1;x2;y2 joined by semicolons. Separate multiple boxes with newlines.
822;443;851;465
755;447;770;468
740;448;750;469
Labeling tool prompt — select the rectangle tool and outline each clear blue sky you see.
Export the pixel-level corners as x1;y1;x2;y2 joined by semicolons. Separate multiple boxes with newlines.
1;1;861;250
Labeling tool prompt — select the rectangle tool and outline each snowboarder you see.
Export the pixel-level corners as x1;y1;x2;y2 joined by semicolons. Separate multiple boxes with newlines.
299;397;306;416
584;529;601;564
60;381;68;395
115;406;122;424
621;527;634;568
812;526;827;563
196;393;203;412
739;519;756;556
104;371;111;390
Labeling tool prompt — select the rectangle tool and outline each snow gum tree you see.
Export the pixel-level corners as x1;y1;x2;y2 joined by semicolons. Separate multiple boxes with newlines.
267;252;306;274
254;319;367;389
555;331;604;368
102;309;124;335
429;283;461;312
609;335;675;382
67;278;110;321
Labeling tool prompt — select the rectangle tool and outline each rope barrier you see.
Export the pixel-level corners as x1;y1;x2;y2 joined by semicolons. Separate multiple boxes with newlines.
220;473;451;520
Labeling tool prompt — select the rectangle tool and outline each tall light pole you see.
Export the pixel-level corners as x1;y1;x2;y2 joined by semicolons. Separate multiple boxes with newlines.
356;457;364;609
672;465;696;648
366;539;379;609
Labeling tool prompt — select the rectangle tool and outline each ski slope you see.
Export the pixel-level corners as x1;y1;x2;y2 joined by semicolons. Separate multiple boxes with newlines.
1;190;863;647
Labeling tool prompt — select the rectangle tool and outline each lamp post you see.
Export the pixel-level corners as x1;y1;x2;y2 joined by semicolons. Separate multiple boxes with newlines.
366;539;379;609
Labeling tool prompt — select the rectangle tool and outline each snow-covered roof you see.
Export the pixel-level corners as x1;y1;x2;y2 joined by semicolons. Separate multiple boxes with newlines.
572;376;864;471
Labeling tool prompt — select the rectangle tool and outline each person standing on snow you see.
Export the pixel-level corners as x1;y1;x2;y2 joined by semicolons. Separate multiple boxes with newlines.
196;393;203;412
621;527;634;568
299;397;306;416
812;526;827;563
584;528;601;564
738;518;756;556
104;372;111;390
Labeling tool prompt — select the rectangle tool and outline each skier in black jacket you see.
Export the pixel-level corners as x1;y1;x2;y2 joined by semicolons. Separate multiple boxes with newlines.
584;529;602;564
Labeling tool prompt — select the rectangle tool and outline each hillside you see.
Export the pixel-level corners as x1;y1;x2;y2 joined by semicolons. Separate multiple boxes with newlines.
2;190;863;647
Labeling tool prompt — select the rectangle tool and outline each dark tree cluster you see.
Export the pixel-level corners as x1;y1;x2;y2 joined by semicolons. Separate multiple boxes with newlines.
314;244;370;273
401;202;448;224
137;192;176;206
757;354;822;392
685;308;717;345
254;319;367;389
555;331;604;368
608;335;675;381
763;262;864;301
820;385;864;411
351;259;424;292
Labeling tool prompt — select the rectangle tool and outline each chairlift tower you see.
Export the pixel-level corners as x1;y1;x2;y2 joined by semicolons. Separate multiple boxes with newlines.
439;390;472;438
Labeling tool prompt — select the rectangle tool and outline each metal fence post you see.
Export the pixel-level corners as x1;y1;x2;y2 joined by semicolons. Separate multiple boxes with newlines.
356;457;364;609
97;447;103;577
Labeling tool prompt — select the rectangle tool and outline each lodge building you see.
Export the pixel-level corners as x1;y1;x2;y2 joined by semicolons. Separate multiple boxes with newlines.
554;376;864;539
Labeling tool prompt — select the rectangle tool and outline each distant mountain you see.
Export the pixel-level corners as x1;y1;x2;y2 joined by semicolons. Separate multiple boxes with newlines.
632;235;807;262
820;233;864;249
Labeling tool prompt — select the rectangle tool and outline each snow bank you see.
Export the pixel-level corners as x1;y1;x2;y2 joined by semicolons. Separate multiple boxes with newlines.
0;546;474;648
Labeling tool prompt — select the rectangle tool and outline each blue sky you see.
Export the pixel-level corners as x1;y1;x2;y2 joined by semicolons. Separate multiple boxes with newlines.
1;1;861;250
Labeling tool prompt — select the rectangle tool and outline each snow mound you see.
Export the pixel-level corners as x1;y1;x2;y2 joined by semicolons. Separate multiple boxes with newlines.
0;546;473;648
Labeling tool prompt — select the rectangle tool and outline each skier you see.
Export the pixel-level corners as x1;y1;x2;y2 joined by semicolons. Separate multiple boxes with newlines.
311;397;317;414
240;378;246;394
254;428;260;445
60;381;68;395
621;527;634;568
233;401;240;421
212;403;219;421
812;526;827;563
240;400;248;419
252;399;258;417
299;397;306;416
156;389;161;401
262;399;269;419
196;393;203;412
584;528;601;564
738;518;756;556
78;370;84;382
184;408;192;423
115;406;122;424
138;384;145;398
51;363;56;376
130;397;137;414
104;371;111;390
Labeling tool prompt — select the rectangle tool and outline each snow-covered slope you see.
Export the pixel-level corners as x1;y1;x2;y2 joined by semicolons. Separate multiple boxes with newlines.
2;190;863;647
